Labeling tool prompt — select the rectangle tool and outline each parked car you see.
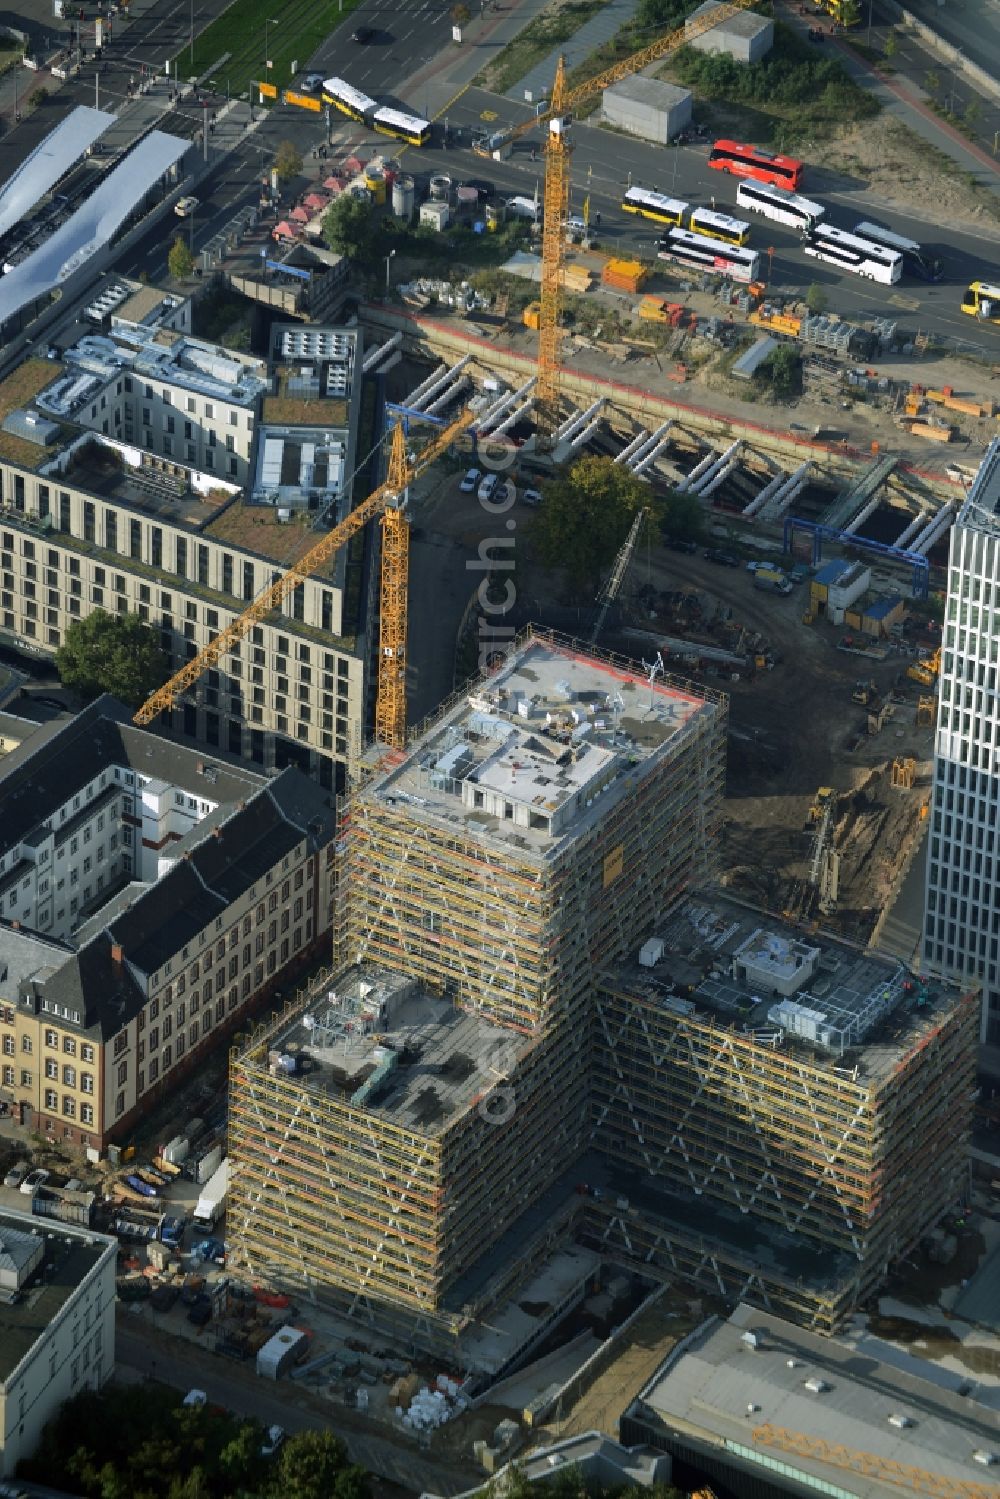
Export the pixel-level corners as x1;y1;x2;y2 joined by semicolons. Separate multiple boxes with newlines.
352;25;375;42
478;473;499;502
666;537;698;553
174;196;199;217
462;178;494;201
300;73;324;92
20;1168;50;1195
522;488;542;507
703;548;739;566
4;1162;30;1189
459;467;480;493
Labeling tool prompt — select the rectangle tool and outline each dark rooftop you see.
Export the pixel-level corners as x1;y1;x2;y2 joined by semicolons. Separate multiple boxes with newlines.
0;695;264;853
0;1210;116;1383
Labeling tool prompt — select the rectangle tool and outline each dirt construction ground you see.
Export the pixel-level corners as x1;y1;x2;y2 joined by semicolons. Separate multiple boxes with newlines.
413;465;934;946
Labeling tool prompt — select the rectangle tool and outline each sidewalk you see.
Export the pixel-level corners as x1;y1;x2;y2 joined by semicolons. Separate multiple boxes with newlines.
778;2;1000;202
506;0;643;102
402;0;558;123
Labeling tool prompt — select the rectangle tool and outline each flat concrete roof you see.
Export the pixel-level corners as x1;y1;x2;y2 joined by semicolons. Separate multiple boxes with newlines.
0;131;189;331
0;1209;115;1383
366;637;721;863
268;966;529;1136
609;893;966;1071
0;106;115;243
687;0;773;35
636;1303;1000;1497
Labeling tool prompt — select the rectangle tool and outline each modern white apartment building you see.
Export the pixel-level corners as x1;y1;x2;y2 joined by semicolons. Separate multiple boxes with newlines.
924;437;1000;1067
0;292;367;788
0;1210;117;1478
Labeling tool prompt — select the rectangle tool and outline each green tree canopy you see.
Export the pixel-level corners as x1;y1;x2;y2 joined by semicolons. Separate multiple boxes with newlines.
805;282;828;315
273;1430;370;1499
168;235;194;280
758;342;801;401
55;609;170;710
274;139;304;181
660;489;705;545
529;456;658;594
321;194;375;260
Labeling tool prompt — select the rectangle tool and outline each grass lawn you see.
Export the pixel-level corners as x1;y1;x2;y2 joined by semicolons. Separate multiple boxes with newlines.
476;0;606;94
177;0;362;100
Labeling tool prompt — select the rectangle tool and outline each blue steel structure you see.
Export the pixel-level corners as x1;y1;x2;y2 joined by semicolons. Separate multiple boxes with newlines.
385;402;447;431
783;516;930;599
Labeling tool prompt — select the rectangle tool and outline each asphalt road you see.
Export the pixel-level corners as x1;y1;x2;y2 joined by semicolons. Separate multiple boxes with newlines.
393;84;1000;352
2;0;998;350
114;1318;476;1496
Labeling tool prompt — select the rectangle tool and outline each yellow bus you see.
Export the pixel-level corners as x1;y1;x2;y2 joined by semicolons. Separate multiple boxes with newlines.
961;281;1000;323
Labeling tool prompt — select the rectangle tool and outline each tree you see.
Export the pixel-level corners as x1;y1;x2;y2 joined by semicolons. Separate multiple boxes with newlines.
55;610;170;710
451;1;471;19
964;98;983;128
321;194;375;260
660;489;705;545
274;139;303;181
273;1430;368;1499
924;68;941;96
28;86;48;109
759;342;801;400
805;282;827;315
530;456;656;594
882;27;898;58
167;235;194;280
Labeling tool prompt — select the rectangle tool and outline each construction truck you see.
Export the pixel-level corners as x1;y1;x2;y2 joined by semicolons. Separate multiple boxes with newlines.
472;128;514;161
907;646;940;686
809;0;861;25
852;679;877;705
808;787;834;824
754;567;793;595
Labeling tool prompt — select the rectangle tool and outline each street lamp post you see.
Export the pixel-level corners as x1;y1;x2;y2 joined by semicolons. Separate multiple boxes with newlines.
189;0;194;66
385;248;396;288
264;17;278;78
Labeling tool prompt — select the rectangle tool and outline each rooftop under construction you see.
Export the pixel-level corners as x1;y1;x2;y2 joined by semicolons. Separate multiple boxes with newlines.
227;630;975;1370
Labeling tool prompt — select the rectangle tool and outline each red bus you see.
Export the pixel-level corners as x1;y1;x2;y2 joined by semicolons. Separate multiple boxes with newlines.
708;140;804;191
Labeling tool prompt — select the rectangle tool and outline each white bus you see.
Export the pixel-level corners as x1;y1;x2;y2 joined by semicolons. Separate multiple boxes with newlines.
688;206;751;246
321;76;377;121
371;106;431;147
658;228;760;283
852;219;942;282
803;224;902;284
621;187;688;226
737;180;825;234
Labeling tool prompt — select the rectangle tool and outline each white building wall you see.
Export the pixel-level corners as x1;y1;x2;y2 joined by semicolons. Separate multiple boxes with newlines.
923;451;1000;1054
0;1225;117;1478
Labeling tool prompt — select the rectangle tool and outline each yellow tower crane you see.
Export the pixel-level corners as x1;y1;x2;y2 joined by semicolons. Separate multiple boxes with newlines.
132;409;474;749
752;1424;1000;1499
527;0;761;430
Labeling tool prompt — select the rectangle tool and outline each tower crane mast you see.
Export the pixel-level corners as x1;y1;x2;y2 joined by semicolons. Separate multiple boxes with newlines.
133;410;473;747
590;506;649;644
528;0;760;429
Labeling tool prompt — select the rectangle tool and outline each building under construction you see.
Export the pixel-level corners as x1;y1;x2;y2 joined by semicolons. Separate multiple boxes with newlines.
227;629;975;1368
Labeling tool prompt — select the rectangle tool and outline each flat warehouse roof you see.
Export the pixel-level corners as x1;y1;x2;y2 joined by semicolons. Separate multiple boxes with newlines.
0;106;115;242
0;131;188;330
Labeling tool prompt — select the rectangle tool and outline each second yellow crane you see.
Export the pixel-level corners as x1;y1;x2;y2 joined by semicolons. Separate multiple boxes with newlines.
532;0;761;430
133;410;473;750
